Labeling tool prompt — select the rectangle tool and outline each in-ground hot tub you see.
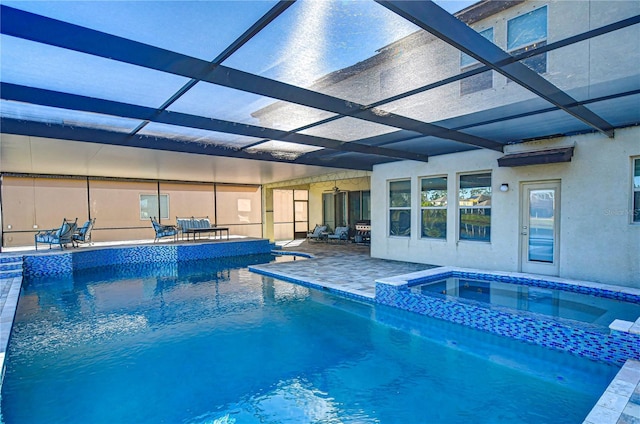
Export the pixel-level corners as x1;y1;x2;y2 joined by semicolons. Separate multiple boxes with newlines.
410;274;640;327
376;267;640;366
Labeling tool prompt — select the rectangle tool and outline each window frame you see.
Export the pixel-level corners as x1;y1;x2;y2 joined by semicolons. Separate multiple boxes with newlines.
389;179;412;238
460;27;494;96
507;6;548;75
458;172;492;242
633;157;640;224
420;176;448;240
140;193;169;220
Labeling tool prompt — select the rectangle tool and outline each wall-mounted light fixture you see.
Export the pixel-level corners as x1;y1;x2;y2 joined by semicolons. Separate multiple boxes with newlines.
500;183;509;192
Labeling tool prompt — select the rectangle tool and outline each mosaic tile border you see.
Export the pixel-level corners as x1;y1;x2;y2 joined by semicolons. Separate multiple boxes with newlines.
407;270;640;304
22;240;273;277
376;267;640;366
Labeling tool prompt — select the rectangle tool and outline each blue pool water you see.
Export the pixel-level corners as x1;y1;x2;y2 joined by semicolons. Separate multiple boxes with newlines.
412;277;640;327
2;255;619;423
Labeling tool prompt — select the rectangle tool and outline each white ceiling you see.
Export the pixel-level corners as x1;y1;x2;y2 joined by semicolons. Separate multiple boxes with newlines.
0;134;344;185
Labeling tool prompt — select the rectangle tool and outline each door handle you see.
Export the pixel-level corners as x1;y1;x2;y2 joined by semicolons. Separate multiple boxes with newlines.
521;232;528;235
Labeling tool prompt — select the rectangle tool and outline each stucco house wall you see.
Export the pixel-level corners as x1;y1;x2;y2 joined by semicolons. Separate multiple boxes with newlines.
253;1;639;135
371;125;640;288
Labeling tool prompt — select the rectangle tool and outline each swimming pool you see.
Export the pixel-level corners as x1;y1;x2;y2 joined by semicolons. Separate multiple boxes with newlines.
1;255;619;423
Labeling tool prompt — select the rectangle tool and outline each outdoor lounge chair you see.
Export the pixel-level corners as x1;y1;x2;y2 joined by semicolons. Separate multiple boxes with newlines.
307;225;327;242
150;217;178;242
34;217;78;250
73;218;95;247
327;226;350;242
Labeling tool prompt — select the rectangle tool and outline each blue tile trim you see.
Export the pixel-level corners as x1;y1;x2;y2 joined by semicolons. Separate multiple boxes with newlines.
408;271;640;303
22;240;273;277
24;253;73;277
377;279;640;366
0;256;22;264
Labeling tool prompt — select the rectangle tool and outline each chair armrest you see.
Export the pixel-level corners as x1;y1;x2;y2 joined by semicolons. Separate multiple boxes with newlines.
35;228;58;236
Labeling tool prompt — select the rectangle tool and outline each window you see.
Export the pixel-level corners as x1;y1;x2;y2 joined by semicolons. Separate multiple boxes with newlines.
348;190;371;228
322;193;335;229
389;180;411;237
460;28;493;95
507;6;547;74
459;173;491;241
140;194;169;220
421;177;447;239
362;191;371;220
634;158;640;223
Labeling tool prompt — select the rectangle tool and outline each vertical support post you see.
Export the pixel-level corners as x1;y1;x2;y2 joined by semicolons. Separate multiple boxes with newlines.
213;182;218;226
157;180;161;223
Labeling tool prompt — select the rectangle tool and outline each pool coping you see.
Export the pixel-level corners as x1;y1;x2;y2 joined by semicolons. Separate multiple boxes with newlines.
0;275;22;389
583;359;640;424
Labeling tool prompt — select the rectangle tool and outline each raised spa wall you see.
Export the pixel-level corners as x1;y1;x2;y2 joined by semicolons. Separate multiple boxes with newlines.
22;239;274;277
376;267;640;367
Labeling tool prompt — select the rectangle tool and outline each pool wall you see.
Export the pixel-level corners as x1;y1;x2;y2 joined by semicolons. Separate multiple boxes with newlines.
22;239;274;277
376;267;640;366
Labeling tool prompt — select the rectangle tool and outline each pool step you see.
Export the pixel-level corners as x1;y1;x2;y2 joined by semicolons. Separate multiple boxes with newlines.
0;256;23;279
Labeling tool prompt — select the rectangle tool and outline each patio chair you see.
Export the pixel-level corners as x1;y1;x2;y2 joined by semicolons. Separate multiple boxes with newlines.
328;226;350;242
73;218;95;247
307;225;328;242
150;217;178;242
34;217;78;250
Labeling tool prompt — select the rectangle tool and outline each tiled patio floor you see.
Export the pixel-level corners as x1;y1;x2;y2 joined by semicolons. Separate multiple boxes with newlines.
262;239;437;298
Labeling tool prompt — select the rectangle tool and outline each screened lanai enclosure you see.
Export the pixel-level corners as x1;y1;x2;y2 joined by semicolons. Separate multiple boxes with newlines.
1;0;639;245
3;0;639;166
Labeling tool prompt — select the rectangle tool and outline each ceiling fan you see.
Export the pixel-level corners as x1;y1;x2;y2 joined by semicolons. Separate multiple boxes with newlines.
323;181;344;195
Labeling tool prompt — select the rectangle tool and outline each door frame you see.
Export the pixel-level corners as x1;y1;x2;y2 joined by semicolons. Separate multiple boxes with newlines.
293;189;309;239
519;180;561;276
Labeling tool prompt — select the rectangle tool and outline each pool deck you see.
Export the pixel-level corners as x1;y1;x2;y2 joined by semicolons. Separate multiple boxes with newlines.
259;239;435;299
1;238;639;423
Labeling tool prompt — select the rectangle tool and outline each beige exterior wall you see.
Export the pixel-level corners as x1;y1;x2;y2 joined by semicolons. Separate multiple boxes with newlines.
215;185;262;238
160;182;215;222
262;171;371;241
308;177;371;228
2;176;88;246
371;126;640;288
252;1;638;135
89;179;158;242
1;178;264;246
378;0;639;124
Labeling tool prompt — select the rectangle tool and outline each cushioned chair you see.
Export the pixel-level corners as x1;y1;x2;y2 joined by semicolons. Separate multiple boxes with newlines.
306;225;327;242
35;217;78;250
328;226;350;242
73;218;95;247
150;217;178;242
